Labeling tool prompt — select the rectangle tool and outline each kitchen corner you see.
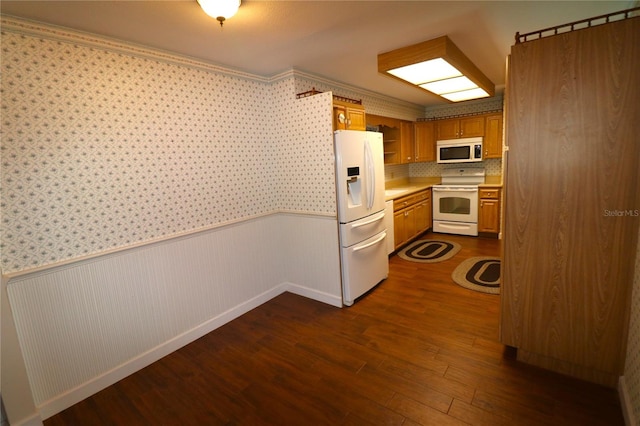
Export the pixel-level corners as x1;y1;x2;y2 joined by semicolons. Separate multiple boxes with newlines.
384;172;503;252
384;177;440;253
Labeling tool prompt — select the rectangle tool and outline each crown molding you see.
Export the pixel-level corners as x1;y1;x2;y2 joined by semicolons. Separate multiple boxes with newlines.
0;15;270;83
1;15;424;111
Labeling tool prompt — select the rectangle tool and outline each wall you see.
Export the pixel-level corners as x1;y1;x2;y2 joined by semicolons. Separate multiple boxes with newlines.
0;27;272;273
0;17;342;422
622;224;640;425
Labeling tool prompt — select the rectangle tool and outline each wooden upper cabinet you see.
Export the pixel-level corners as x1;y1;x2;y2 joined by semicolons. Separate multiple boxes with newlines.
459;116;485;138
435;118;458;140
436;116;485;139
484;113;503;159
333;100;366;131
399;120;414;164
414;121;435;162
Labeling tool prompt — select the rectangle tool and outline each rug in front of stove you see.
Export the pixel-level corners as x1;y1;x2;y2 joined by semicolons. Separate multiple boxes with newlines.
397;240;461;263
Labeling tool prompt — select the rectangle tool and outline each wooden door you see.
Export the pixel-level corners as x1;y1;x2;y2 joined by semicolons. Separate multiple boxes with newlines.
458;116;485;138
393;209;407;248
414;198;432;234
501;17;640;386
414;121;435;162
435;119;458;140
478;198;499;233
346;107;366;130
483;113;503;158
399;121;414;164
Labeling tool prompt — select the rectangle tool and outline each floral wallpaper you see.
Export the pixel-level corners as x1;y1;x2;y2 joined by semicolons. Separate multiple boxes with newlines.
0;19;338;274
0;31;277;272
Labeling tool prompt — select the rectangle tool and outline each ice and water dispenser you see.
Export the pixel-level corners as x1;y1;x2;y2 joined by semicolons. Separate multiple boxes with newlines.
346;166;362;208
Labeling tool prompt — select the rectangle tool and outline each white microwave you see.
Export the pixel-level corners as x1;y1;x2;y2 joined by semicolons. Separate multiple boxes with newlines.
437;137;483;164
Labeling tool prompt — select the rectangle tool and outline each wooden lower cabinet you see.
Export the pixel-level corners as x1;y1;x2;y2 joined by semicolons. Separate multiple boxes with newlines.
393;208;414;248
392;189;431;249
478;188;501;234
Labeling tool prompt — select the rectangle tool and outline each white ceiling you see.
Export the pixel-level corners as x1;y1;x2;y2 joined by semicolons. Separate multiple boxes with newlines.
1;0;634;107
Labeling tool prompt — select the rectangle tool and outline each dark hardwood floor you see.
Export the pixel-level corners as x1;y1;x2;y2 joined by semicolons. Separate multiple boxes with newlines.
44;232;624;425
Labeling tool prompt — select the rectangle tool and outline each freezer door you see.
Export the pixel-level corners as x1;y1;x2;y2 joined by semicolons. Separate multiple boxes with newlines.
335;130;386;223
341;230;389;306
339;210;386;248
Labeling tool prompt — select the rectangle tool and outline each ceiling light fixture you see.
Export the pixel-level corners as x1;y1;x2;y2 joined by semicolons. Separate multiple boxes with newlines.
197;0;241;27
378;36;495;102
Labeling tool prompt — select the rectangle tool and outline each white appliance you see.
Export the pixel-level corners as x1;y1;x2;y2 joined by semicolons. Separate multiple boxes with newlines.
437;137;483;163
334;130;388;306
384;200;394;255
433;167;485;236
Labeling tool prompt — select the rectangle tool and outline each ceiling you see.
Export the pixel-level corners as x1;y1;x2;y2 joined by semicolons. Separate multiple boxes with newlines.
1;0;635;107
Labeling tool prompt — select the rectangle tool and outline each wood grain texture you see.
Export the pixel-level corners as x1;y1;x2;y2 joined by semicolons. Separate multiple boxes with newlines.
501;17;640;384
44;233;624;425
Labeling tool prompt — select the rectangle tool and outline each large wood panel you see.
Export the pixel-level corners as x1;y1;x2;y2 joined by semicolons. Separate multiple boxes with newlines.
501;18;640;386
45;233;624;425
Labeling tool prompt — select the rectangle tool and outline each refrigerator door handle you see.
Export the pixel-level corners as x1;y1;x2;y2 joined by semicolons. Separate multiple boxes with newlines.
364;140;375;210
352;232;386;252
351;211;385;228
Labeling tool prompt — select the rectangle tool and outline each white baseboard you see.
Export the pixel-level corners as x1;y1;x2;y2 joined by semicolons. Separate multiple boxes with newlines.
619;375;637;426
36;283;291;420
285;282;343;308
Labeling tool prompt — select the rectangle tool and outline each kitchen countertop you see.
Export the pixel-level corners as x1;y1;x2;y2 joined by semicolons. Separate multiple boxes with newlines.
385;176;503;201
384;177;439;201
479;175;503;188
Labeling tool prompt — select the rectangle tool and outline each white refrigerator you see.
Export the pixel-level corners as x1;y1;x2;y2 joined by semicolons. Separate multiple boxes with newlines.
334;130;389;306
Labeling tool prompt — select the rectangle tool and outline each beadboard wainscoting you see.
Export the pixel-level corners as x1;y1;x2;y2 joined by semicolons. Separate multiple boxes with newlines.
6;212;342;419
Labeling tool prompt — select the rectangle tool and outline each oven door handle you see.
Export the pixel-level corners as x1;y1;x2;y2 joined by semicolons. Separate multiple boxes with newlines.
433;188;478;192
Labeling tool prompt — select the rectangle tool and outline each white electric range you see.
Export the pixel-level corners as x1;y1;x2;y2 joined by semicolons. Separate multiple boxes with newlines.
432;167;485;236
